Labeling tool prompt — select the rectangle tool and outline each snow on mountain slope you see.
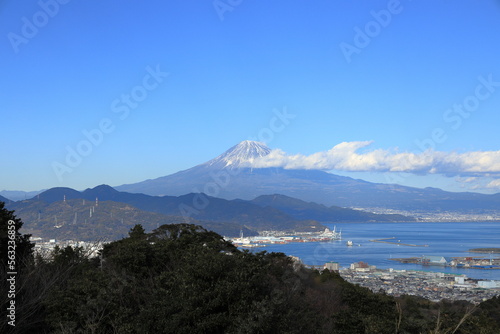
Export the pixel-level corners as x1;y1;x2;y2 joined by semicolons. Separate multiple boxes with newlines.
202;140;271;169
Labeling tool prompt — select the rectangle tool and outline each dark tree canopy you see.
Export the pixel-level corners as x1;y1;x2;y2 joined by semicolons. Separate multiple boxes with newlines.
0;201;34;267
1;202;36;334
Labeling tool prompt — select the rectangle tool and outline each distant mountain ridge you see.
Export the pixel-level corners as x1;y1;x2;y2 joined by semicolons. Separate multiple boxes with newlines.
5;185;416;240
0;194;11;203
116;141;500;213
251;194;413;222
7;185;327;235
0;189;44;202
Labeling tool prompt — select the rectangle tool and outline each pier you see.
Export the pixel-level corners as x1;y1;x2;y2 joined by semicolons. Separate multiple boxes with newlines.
369;237;429;247
390;256;500;269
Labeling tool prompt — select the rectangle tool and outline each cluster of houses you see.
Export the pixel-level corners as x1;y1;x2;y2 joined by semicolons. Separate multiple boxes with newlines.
322;260;500;303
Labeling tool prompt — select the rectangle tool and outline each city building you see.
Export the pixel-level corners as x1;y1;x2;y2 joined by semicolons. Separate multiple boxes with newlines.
324;261;339;272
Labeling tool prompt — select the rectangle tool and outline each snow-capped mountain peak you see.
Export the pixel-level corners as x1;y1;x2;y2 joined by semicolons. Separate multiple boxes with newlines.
204;140;271;169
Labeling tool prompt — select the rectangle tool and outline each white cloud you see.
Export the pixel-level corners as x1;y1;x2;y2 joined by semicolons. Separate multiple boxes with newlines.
455;176;479;184
486;179;500;189
247;141;500;177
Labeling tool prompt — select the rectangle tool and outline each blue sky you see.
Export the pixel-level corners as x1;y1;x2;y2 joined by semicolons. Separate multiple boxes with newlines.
1;0;500;193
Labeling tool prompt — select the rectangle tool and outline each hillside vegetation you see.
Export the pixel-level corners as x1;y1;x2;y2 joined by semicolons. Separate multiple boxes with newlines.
1;202;500;333
10;198;257;240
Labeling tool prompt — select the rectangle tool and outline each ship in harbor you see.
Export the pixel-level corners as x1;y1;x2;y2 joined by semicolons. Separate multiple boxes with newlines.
228;226;342;247
318;226;342;240
230;229;266;248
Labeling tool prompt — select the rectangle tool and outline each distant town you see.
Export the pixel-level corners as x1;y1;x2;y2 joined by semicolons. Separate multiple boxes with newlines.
31;237;106;259
336;263;500;304
359;208;500;222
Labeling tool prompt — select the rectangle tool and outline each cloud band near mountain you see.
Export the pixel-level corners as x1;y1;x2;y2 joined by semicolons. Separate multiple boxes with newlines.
247;141;500;176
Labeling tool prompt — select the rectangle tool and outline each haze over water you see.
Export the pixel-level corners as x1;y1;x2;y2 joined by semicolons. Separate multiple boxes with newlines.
259;222;500;281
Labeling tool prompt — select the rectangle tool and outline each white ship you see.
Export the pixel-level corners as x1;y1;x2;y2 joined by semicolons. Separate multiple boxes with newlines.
231;229;265;248
318;226;342;240
346;240;353;246
231;229;251;244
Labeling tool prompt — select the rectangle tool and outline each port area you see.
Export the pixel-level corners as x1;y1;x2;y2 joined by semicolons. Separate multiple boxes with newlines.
369;237;429;247
390;256;500;269
228;227;342;248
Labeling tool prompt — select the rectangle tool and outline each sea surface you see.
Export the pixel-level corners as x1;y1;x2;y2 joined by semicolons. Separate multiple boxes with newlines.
255;222;500;281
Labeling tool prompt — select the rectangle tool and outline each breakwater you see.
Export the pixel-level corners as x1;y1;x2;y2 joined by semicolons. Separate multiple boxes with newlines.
369;237;429;247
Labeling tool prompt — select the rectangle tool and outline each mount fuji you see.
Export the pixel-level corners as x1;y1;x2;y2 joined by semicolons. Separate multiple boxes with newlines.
116;141;500;213
116;140;280;198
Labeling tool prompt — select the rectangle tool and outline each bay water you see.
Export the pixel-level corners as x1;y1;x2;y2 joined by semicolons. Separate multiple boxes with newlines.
256;222;500;281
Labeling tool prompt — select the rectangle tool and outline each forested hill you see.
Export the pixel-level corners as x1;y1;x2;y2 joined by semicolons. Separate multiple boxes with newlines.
2;206;500;333
7;198;258;240
8;185;326;237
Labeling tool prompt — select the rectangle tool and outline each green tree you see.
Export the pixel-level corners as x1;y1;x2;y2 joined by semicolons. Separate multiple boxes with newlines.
0;202;39;334
0;201;34;268
128;224;146;239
